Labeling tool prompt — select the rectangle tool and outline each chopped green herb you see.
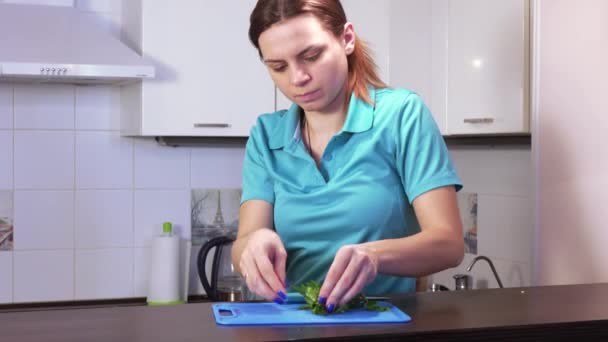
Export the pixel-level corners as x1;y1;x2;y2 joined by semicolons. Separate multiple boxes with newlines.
292;280;390;315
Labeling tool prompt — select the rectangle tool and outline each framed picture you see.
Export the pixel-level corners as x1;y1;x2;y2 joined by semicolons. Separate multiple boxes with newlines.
0;191;13;251
191;189;241;245
457;192;478;254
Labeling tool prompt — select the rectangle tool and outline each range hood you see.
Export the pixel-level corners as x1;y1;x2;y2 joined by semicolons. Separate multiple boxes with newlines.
0;3;154;84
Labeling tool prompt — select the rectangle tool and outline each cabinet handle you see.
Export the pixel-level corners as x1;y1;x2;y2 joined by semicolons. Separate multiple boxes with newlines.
463;118;495;124
193;123;231;128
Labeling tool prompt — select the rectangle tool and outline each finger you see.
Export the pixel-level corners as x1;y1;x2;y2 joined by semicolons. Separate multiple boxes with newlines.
239;250;252;279
255;252;287;301
240;253;258;294
338;263;374;306
272;246;288;289
319;247;353;304
241;253;276;302
326;257;360;309
249;264;278;302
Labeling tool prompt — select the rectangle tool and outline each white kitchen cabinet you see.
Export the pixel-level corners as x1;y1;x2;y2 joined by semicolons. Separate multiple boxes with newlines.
446;0;529;135
121;1;275;137
389;0;447;134
276;0;391;111
389;0;530;135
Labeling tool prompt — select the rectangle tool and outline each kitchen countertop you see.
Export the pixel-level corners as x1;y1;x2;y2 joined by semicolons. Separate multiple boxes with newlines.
1;283;608;341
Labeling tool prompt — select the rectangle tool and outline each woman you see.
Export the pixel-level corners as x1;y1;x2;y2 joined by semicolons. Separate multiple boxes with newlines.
233;0;464;313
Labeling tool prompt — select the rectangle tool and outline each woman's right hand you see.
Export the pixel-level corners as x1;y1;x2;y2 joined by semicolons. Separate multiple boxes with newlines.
238;227;288;303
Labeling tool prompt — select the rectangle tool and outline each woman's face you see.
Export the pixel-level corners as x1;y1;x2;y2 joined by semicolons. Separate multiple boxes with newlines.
258;14;355;114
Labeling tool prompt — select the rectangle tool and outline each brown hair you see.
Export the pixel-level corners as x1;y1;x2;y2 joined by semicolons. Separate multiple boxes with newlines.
249;0;387;105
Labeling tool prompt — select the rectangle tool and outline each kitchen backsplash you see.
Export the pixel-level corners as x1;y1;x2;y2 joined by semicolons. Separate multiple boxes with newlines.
0;78;246;303
0;1;533;304
432;146;533;290
0;79;533;304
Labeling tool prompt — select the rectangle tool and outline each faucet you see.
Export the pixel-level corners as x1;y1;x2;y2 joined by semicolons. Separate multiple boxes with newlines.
429;255;504;292
430;283;450;292
466;255;504;288
453;273;471;290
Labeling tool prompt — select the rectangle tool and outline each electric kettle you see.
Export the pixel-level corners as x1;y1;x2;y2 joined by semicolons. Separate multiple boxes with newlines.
197;234;250;302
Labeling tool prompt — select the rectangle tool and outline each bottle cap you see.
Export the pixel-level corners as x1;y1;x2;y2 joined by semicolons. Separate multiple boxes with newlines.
162;222;172;234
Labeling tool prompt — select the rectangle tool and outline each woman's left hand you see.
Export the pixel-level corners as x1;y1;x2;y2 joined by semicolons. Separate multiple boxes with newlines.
318;244;379;312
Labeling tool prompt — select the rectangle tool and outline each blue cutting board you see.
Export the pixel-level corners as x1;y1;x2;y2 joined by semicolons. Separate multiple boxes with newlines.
212;302;411;326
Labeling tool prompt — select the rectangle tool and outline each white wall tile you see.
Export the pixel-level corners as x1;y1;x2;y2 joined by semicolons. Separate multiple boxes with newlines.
75;132;132;189
75;190;132;248
191;147;245;188
75;85;121;130
134;139;190;189
491;258;531;289
14;131;74;189
75;248;133;299
14;190;74;250
0;131;12;189
0;190;12;221
0;252;12;303
13;250;74;303
449;146;531;197
76;0;121;13
0;84;12;129
134;190;190;247
477;195;533;264
133;247;149;297
14;84;74;130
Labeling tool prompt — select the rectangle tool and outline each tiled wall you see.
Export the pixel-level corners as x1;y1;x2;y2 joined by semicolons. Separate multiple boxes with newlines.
0;79;246;304
431;146;533;290
0;84;534;304
0;1;534;304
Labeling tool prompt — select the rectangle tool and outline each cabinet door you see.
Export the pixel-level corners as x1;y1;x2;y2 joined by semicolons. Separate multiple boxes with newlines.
389;0;448;135
275;0;391;112
446;0;529;134
140;1;274;136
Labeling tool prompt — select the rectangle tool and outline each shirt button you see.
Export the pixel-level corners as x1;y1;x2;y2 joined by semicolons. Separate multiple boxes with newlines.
324;154;333;161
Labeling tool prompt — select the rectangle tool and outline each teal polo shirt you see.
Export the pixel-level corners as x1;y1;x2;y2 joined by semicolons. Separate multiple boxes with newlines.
241;87;462;295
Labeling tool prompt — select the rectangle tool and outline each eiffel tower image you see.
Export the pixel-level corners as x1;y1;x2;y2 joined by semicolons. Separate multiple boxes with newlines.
212;190;225;227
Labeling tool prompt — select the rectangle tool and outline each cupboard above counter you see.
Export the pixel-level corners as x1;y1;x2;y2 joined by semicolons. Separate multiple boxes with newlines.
120;0;274;137
120;0;530;138
389;0;530;136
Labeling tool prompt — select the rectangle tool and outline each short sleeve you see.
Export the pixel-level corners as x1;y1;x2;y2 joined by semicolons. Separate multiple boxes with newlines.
395;93;462;204
241;123;275;205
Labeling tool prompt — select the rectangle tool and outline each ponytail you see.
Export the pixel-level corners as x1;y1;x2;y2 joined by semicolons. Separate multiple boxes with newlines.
347;36;387;105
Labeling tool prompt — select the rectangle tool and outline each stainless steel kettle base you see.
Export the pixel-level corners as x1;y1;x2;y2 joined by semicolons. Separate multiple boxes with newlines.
216;291;244;302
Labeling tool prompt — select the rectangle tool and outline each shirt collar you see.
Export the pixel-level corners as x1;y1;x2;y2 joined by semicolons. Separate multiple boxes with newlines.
268;103;301;150
267;87;376;150
340;86;375;134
